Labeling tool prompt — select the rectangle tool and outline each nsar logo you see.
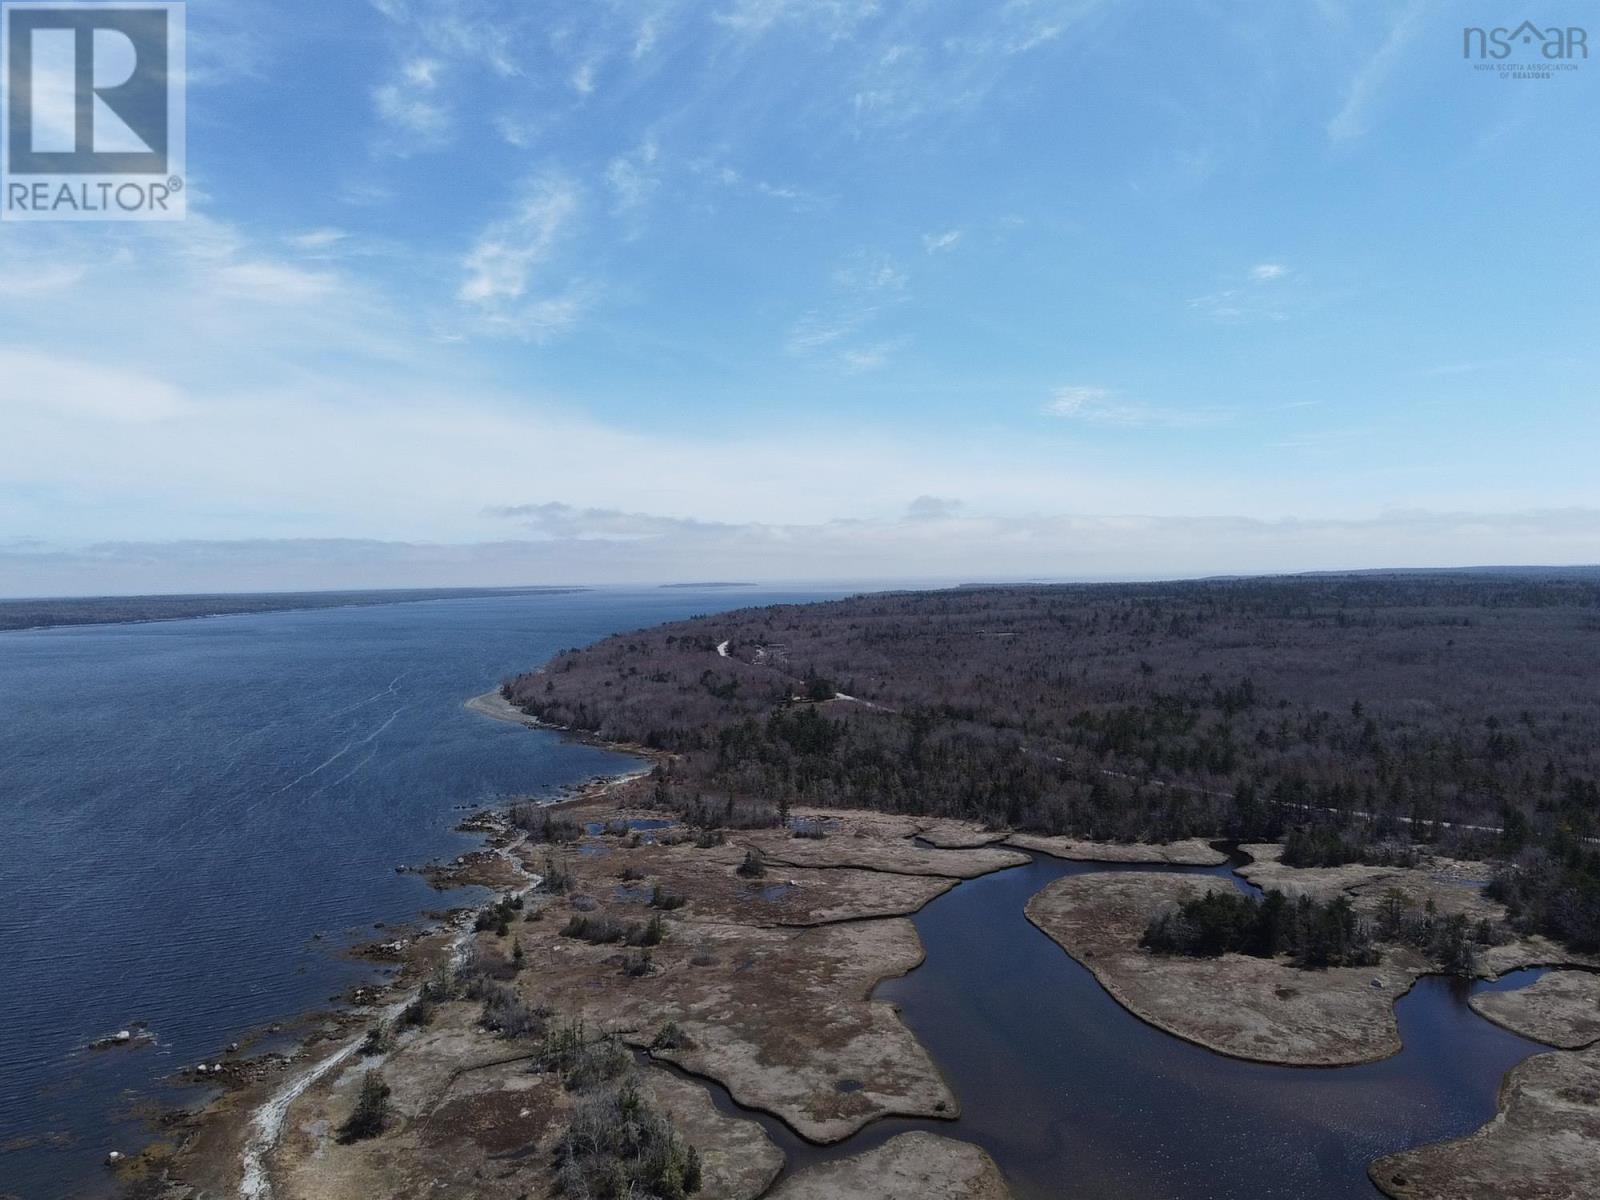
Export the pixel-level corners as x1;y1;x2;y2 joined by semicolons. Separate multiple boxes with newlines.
1463;20;1588;60
2;2;185;221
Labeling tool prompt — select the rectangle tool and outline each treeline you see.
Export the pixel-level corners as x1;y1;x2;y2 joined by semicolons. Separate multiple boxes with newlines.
504;574;1600;949
1488;833;1600;952
1141;885;1491;973
1141;889;1379;969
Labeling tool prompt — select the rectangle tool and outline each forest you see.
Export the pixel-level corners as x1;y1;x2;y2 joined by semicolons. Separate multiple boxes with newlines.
504;573;1600;951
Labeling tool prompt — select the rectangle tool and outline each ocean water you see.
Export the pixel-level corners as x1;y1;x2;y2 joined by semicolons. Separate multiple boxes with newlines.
0;586;841;1200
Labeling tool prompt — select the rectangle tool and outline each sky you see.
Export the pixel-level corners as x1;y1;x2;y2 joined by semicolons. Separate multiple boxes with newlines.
1;0;1598;595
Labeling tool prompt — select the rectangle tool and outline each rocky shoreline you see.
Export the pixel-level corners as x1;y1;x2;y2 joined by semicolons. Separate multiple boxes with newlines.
135;693;1600;1200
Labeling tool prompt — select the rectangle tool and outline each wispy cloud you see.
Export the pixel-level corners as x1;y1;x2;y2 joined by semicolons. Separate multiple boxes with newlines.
692;160;832;212
458;174;590;339
715;0;881;39
922;229;963;254
1190;261;1298;323
1044;386;1229;428
606;139;662;213
1326;0;1428;143
213;261;340;304
373;67;450;147
285;229;349;252
786;252;910;369
839;337;911;373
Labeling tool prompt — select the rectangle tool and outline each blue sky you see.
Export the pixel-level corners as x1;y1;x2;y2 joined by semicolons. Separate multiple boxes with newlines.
2;0;1598;593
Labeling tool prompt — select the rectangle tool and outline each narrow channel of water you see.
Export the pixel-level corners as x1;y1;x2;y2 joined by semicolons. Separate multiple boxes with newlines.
863;849;1550;1200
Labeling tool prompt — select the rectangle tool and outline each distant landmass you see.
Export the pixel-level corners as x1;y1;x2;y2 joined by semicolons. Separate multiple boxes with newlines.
658;582;756;589
0;586;587;633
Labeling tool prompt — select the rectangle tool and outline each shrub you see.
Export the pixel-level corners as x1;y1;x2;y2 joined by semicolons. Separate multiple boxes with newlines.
621;866;647;882
513;806;583;845
736;849;766;878
561;914;627;944
359;1021;393;1057
537;1019;588;1078
694;828;726;849
399;993;434;1028
651;1021;690;1051
538;1021;631;1092
1282;824;1419;869
340;1070;391;1141
479;983;549;1039
541;854;573;895
627;913;667;948
421;964;457;1002
475;896;522;935
622;950;656;977
555;1079;703;1199
650;886;686;911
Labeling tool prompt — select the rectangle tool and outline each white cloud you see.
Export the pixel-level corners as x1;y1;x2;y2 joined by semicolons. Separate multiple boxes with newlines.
839;338;910;373
922;229;962;254
632;18;659;60
832;252;907;294
213;261;339;303
1327;0;1428;143
1044;386;1228;428
1190;262;1298;323
459;174;583;331
0;348;187;424
785;312;861;353
285;229;348;252
373;78;449;143
606;140;662;212
715;0;880;38
402;57;440;87
0;262;88;297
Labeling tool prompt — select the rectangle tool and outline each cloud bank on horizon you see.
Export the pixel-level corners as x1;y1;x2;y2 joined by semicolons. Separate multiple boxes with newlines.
1;0;1597;594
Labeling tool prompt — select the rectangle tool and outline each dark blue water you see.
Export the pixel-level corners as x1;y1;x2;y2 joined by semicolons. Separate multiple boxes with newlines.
0;587;840;1200
874;852;1551;1200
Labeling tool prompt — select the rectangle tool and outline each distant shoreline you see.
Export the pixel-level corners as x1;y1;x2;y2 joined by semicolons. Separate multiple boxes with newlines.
0;586;589;634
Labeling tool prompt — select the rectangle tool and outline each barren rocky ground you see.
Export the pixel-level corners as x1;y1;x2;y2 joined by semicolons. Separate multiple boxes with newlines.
1370;1043;1600;1200
1471;971;1600;1051
768;1132;1012;1200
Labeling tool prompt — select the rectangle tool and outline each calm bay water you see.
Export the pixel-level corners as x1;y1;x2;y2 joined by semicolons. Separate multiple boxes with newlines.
0;587;839;1200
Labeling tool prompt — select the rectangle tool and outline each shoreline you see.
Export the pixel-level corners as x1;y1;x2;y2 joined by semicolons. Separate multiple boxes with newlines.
157;689;1590;1200
154;690;653;1199
0;588;591;636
